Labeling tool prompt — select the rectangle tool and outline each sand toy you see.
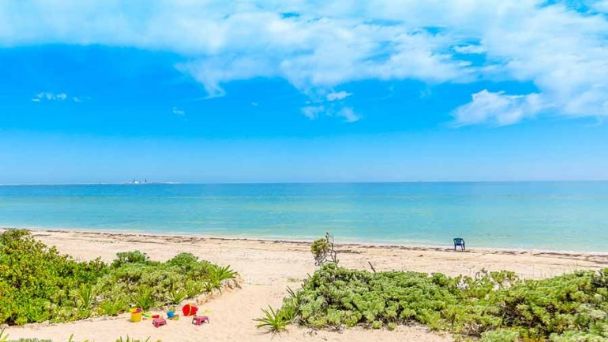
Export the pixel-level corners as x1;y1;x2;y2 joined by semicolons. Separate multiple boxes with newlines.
182;304;198;316
192;315;209;325
167;310;179;320
129;308;142;322
152;317;167;327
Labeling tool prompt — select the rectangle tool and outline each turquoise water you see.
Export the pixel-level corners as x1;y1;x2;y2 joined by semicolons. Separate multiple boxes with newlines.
0;182;607;252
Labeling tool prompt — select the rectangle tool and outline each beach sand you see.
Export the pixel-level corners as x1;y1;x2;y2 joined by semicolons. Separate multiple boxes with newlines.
4;229;608;342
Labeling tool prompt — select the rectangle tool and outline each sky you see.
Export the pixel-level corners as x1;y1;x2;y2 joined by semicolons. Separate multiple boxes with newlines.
1;0;608;184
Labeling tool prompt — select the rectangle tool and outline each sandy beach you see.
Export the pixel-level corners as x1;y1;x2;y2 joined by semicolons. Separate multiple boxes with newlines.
4;228;608;342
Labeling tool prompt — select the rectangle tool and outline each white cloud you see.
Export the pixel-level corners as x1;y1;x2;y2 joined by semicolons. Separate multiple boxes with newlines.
337;107;360;123
301;105;324;120
301;104;360;123
326;91;351;102
3;1;608;124
172;107;185;116
454;44;486;54
32;92;71;102
453;90;544;126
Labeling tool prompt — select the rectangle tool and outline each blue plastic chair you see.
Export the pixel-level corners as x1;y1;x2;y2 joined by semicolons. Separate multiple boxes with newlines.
453;238;465;251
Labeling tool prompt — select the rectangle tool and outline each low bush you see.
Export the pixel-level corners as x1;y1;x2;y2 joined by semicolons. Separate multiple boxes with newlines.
0;229;237;325
264;263;608;340
310;233;338;266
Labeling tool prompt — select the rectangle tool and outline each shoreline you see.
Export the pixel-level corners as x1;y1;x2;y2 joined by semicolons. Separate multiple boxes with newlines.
5;225;608;259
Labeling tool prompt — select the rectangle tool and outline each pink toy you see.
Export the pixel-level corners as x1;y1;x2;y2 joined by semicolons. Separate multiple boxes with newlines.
192;315;209;326
152;317;167;327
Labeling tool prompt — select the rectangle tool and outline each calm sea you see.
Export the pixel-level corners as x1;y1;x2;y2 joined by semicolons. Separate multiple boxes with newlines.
0;182;607;252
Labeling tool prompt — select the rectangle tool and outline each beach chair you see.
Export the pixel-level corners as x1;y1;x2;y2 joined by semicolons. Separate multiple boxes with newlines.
453;238;465;251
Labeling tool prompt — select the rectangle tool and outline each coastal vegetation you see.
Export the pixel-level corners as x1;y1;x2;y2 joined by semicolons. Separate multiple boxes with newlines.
310;233;339;266
0;229;236;325
0;329;157;342
257;236;608;341
0;330;158;342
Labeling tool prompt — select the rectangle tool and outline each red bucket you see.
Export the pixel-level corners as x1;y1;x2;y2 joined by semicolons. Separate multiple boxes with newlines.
182;304;198;316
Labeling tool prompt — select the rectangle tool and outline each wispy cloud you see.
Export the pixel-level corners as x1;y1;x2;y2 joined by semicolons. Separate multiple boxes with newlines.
337;107;360;123
301;105;324;120
326;91;352;102
172;107;185;116
301;104;360;123
453;44;486;54
32;92;75;102
4;1;608;124
301;90;356;122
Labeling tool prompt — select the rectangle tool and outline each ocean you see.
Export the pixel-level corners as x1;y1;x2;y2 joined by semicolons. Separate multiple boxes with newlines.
0;182;607;252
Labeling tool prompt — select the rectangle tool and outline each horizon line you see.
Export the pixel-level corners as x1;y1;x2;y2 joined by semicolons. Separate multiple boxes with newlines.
1;179;608;186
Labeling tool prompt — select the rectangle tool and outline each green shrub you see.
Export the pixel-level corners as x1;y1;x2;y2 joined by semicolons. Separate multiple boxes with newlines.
550;330;608;342
112;251;151;268
167;286;187;305
266;263;608;340
132;287;154;310
0;229;237;325
480;329;520;342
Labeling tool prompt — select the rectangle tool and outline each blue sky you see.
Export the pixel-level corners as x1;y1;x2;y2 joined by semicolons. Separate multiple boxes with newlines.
1;1;608;184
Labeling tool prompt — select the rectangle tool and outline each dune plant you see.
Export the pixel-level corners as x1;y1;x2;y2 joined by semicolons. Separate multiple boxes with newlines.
99;297;127;316
254;306;291;333
0;229;237;325
212;265;238;282
310;232;338;266
262;263;608;340
132;287;154;310
76;284;95;309
114;337;158;342
184;280;204;298
167;285;187;304
0;330;157;342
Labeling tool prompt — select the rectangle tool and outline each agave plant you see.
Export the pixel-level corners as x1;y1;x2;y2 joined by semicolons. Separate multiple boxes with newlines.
77;284;95;309
211;265;237;282
201;265;236;292
132;287;154;310
99;297;127;316
254;306;291;333
167;286;187;304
